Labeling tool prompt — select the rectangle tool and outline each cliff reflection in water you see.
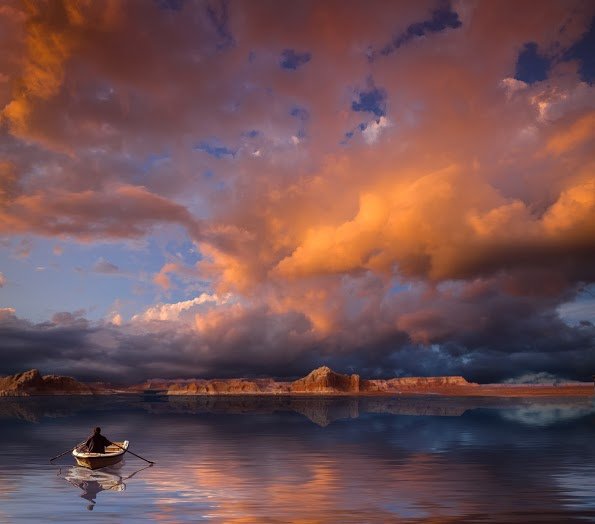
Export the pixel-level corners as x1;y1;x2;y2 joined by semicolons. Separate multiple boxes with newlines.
1;394;594;426
0;395;593;522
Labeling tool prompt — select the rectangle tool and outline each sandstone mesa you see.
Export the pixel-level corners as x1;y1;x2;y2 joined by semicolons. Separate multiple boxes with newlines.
0;366;592;397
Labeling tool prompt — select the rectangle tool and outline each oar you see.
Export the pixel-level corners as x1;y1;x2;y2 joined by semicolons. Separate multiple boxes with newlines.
112;443;154;465
49;441;85;463
122;463;154;481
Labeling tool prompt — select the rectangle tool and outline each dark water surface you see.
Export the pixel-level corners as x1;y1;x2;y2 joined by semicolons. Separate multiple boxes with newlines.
0;395;594;523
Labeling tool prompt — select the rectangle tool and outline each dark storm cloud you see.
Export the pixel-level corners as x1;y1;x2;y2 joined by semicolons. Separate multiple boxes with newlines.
1;282;593;384
0;307;320;383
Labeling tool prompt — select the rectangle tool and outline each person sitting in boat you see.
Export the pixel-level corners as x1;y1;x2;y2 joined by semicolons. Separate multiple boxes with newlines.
83;427;112;453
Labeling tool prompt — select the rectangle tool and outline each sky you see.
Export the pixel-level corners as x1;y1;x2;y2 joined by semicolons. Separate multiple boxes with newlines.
0;0;594;383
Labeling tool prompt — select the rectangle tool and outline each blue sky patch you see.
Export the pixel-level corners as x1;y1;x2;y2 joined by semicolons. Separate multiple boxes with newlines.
375;3;461;59
194;140;236;158
340;121;371;145
141;153;170;173
562;17;595;83
352;86;387;117
280;49;312;70
154;0;185;11
515;42;550;84
290;106;309;121
206;0;235;50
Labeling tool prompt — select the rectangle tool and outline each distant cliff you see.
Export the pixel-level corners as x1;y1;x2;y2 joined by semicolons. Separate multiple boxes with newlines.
363;375;472;392
151;366;478;396
1;367;590;397
0;369;96;396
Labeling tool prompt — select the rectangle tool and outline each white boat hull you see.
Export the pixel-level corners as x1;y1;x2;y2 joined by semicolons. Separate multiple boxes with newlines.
72;440;129;470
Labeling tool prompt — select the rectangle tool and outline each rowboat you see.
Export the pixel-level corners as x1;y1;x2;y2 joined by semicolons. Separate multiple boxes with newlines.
72;440;129;470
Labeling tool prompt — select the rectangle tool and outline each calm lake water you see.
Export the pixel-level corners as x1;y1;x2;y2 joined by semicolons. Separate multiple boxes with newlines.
0;395;594;523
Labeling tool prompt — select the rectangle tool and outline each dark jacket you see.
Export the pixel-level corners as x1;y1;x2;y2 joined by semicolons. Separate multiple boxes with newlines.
85;433;112;453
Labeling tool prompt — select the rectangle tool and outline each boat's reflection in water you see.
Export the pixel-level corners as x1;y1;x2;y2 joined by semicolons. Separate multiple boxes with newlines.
58;463;152;510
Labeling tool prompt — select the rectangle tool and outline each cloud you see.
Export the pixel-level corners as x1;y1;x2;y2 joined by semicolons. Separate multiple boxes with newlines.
132;293;228;323
0;272;5;287
0;1;594;383
108;312;122;326
0;184;202;241
500;77;528;99
361;116;390;144
503;372;570;385
544;111;595;155
272;168;595;283
92;258;119;274
0;292;593;383
557;297;595;325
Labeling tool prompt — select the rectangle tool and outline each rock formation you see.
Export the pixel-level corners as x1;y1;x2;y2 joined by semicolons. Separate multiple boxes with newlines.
0;369;95;396
290;366;360;393
1;366;590;397
362;376;472;392
158;367;477;395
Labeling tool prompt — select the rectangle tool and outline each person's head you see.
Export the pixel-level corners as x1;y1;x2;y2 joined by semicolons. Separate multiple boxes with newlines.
94;427;101;435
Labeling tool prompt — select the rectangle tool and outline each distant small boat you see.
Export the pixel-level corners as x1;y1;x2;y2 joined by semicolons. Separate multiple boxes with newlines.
72;441;129;470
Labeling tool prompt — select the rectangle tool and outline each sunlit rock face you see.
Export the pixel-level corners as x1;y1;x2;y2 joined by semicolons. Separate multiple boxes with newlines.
167;379;291;395
151;367;478;395
362;376;474;392
0;369;95;396
1;367;589;397
290;366;361;393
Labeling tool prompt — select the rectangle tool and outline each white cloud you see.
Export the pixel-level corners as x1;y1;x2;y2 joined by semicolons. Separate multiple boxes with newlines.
530;82;595;122
504;372;564;385
0;307;16;319
109;312;123;326
500;77;528;99
132;293;229;323
557;299;595;325
362;116;390;144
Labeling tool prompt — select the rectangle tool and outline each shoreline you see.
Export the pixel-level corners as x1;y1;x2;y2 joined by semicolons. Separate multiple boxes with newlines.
1;386;593;398
1;367;592;398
